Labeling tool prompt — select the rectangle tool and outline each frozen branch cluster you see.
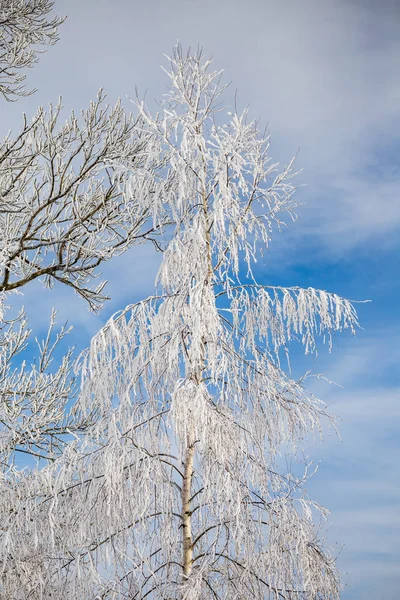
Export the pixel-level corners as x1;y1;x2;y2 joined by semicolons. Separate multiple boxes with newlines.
0;0;64;100
0;92;162;310
0;48;361;599
0;295;101;465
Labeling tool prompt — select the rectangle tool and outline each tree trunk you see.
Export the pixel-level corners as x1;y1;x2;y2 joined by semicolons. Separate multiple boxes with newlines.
181;434;195;579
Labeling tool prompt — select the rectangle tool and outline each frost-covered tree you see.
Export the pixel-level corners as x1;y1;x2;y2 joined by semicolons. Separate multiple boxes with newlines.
2;47;361;599
0;3;163;466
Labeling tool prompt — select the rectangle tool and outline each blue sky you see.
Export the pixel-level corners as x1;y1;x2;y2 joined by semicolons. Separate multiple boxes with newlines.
2;0;399;597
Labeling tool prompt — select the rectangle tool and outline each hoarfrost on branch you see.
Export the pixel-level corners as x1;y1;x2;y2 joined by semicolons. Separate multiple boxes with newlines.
1;45;361;599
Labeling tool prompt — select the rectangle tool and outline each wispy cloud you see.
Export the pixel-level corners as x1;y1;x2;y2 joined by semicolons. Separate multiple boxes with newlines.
4;0;399;257
301;332;400;599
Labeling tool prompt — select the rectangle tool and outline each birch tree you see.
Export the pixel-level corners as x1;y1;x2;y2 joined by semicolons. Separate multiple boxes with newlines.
3;47;360;599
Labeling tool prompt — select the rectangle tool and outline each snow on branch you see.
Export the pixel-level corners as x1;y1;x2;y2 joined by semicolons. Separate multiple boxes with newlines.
226;284;360;358
0;93;162;310
0;0;64;100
